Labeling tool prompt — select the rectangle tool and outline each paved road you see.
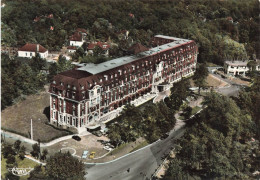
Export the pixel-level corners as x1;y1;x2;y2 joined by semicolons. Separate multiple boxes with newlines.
85;121;185;180
210;73;242;97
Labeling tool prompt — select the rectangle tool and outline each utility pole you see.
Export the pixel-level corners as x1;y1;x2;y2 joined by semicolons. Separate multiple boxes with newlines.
31;119;33;140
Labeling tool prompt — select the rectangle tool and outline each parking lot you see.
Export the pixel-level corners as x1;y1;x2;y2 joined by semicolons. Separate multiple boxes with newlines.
47;133;112;162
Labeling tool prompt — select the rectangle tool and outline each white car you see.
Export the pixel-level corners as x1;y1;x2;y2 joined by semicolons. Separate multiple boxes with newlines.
103;146;113;151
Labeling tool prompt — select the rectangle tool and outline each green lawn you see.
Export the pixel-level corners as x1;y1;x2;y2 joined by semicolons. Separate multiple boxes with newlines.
129;140;148;153
179;106;202;120
1;155;39;180
108;143;128;155
191;106;202;115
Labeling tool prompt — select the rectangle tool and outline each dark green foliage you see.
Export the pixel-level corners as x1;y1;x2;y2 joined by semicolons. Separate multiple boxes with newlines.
2;144;16;158
41;149;48;161
31;143;40;159
5;171;20;180
13;140;21;153
1;54;47;110
6;154;16;165
28;165;47;180
108;102;176;145
18;146;26;160
2;0;259;61
169;78;191;110
164;92;257;179
182;106;192;119
45;152;86;180
193;63;209;94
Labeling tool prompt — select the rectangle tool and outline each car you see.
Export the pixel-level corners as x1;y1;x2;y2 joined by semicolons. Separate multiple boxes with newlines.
72;135;81;141
82;150;88;159
89;152;96;159
92;131;102;137
103;146;113;151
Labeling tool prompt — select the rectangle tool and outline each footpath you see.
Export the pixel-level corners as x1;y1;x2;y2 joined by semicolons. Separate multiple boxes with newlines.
1;130;90;147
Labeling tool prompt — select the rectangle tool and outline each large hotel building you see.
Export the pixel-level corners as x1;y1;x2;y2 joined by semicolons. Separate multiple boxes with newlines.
49;35;198;133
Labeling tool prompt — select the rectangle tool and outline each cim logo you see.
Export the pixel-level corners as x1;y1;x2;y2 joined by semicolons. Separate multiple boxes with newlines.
8;167;34;176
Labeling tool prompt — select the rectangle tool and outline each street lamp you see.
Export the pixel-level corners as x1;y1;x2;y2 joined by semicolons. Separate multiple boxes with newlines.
31;119;33;140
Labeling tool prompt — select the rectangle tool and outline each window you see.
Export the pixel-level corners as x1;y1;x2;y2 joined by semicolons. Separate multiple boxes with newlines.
82;92;85;99
53;81;56;84
26;53;27;56
115;74;117;78
67;84;70;88
63;101;66;112
100;79;102;82
72;92;75;99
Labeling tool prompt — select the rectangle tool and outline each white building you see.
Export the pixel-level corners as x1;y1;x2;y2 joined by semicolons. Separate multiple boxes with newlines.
224;60;260;76
69;32;84;47
18;43;48;59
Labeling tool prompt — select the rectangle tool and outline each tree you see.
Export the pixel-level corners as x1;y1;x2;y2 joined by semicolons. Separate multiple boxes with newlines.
13;140;21;154
46;152;86;180
169;78;191;110
31;53;46;72
18;146;26;160
2;144;15;158
28;165;46;180
182;106;192;119
93;46;104;56
193;63;208;94
31;143;40;159
41;149;48;161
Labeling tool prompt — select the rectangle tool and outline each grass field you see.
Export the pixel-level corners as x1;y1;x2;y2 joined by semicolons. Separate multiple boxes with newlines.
190;74;228;88
1;86;71;142
129;140;148;153
1;156;39;180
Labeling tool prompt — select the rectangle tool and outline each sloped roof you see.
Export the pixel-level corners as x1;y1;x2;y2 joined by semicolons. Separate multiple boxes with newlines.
67;46;77;50
59;69;92;79
76;28;87;34
70;32;82;41
88;42;110;50
19;43;47;53
128;43;149;54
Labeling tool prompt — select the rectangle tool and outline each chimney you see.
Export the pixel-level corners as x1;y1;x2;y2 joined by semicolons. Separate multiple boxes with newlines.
36;44;39;52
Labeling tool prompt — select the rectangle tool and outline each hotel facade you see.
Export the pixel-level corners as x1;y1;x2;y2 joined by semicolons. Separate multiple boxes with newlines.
49;35;198;133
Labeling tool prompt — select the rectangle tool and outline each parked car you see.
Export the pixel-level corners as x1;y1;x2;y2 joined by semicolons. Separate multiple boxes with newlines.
72;135;81;141
82;150;88;159
92;131;102;137
89;152;96;159
103;146;113;151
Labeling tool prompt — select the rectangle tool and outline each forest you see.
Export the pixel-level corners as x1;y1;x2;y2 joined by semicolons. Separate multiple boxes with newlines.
2;0;260;64
163;77;260;179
